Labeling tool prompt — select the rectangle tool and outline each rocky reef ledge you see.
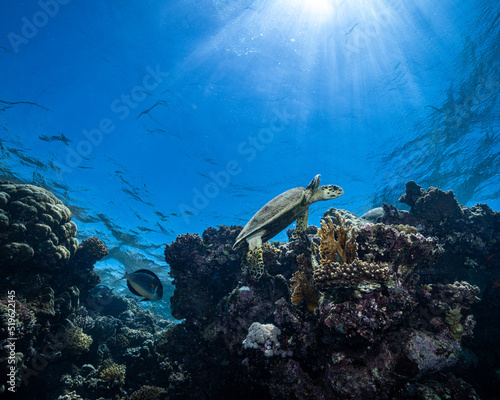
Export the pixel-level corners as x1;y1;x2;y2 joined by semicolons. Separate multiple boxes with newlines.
1;181;499;400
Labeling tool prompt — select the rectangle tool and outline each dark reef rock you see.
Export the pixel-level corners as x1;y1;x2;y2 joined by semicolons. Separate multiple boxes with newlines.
398;180;463;221
164;225;244;323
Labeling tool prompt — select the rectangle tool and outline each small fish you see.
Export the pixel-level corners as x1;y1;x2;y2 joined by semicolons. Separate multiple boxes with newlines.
487;253;497;262
120;269;163;301
38;133;71;145
89;285;114;299
493;279;499;288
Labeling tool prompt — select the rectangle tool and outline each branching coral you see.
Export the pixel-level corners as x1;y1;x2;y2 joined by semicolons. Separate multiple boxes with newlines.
317;214;358;264
290;254;320;312
314;214;392;289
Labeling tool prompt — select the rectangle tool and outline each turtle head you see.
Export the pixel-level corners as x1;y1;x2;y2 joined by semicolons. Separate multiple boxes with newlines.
311;184;343;202
306;174;321;190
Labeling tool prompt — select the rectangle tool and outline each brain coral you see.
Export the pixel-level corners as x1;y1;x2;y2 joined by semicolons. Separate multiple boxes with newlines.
0;182;78;270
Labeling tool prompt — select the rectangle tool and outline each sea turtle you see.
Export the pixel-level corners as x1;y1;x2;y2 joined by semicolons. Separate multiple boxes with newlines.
233;174;343;278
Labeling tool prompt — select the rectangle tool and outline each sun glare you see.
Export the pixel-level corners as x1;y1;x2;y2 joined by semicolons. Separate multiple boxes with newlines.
307;0;335;15
294;0;335;21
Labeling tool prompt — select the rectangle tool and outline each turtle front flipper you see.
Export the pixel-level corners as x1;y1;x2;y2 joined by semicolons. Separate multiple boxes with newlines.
292;208;309;239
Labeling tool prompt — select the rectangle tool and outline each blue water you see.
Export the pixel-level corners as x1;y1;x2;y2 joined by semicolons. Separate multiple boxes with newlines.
1;0;499;318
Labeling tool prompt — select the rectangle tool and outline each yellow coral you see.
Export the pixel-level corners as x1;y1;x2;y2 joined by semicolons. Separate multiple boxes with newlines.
129;385;166;400
445;306;465;341
290;255;320;312
317;215;358;264
61;326;93;355
314;215;392;289
99;360;126;387
391;224;419;234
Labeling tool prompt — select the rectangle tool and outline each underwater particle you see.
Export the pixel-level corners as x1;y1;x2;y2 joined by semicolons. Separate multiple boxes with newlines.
233;174;343;278
119;269;163;301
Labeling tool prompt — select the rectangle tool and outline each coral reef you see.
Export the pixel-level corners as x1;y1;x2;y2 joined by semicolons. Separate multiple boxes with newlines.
1;181;498;400
0;298;36;338
74;236;108;265
398;180;463;222
0;183;177;400
156;181;498;400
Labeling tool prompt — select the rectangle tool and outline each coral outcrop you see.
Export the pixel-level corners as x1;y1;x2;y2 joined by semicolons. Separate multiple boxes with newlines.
164;226;244;323
0;182;78;270
159;188;491;399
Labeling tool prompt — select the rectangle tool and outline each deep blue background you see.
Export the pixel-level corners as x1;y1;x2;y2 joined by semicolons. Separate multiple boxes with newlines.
1;0;499;317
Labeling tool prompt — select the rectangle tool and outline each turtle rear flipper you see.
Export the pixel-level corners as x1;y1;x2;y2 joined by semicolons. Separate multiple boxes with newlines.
242;244;265;279
292;208;310;239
